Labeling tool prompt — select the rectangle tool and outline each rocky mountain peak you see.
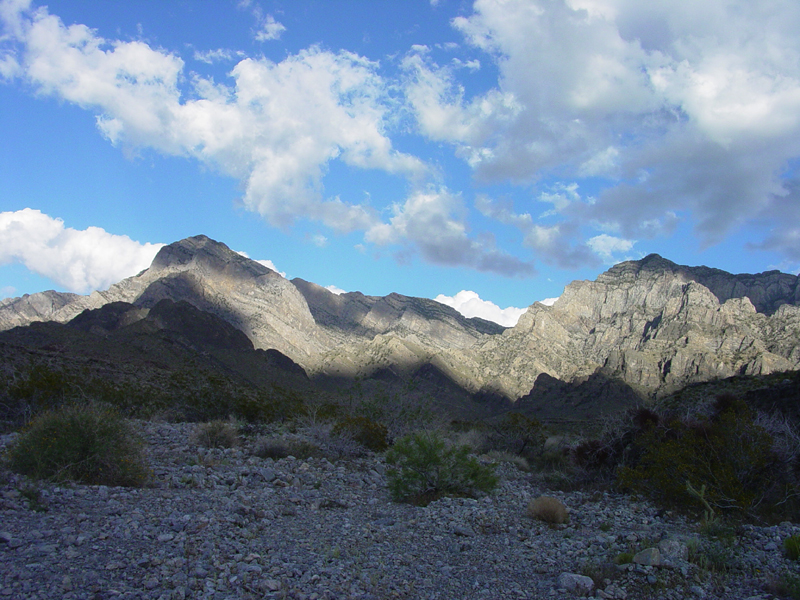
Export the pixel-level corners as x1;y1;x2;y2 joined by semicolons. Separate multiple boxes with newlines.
149;235;274;281
601;254;800;315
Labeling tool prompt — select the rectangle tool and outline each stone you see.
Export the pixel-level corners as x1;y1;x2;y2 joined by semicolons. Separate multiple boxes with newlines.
452;525;476;537
633;548;661;567
658;539;688;562
557;572;594;595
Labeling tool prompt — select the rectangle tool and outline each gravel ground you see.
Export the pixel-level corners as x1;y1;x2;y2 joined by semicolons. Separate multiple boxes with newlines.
1;421;799;600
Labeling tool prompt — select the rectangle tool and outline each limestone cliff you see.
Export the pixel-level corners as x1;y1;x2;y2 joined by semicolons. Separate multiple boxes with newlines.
470;255;800;399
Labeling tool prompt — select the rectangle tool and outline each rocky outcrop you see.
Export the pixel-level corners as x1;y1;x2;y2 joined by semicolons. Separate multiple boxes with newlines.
469;256;800;399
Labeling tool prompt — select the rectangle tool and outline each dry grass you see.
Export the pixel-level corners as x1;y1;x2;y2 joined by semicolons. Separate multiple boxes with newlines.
527;495;569;524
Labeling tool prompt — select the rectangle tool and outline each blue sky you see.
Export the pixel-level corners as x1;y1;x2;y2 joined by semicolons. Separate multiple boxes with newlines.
2;0;800;326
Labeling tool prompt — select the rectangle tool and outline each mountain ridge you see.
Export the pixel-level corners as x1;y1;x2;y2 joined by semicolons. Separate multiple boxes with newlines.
1;236;799;410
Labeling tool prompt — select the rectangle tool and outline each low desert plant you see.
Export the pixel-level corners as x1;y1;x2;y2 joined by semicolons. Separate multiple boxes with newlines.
192;420;239;449
527;495;569;524
486;450;530;472
332;416;389;452
785;535;800;561
617;398;783;517
253;437;321;460
769;572;800;600
484;413;544;459
687;537;736;574
6;403;149;487
614;551;634;565
385;431;498;505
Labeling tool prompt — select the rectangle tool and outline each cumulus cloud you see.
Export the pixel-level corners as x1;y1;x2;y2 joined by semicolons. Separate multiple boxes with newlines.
424;0;800;263
401;46;521;167
434;290;526;327
475;194;598;269
0;4;424;233
325;284;346;295
0;209;164;293
587;233;635;264
367;188;535;276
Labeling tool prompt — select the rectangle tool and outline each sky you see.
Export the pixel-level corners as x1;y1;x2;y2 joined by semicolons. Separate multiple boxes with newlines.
1;0;800;327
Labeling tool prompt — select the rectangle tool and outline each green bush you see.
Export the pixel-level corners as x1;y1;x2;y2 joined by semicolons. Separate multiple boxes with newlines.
617;400;779;516
484;412;544;459
332;416;389;452
6;403;149;487
785;535;800;561
385;431;498;505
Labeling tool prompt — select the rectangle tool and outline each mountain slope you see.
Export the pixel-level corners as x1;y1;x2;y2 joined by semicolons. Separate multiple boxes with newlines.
469;255;800;399
1;238;799;407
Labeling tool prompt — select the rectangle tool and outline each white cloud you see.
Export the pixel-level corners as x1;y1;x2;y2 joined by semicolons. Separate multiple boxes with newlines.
366;187;535;276
434;290;526;327
587;233;634;263
254;14;285;42
234;250;286;277
255;259;285;277
539;296;558;306
438;0;800;262
325;284;346;295
0;5;428;240
475;195;597;269
193;48;238;64
0;209;164;293
401;47;521;166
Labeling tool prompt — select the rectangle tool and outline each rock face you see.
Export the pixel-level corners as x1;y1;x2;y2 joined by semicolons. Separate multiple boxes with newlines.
1;238;799;403
470;255;800;399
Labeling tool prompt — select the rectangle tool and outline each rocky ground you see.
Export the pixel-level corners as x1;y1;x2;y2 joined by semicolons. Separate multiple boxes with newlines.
1;421;799;600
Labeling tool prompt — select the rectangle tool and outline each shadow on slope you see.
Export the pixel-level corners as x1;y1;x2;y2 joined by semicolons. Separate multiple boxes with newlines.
0;300;505;430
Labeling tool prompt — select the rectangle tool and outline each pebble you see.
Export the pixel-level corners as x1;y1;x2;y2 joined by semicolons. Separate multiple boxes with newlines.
0;420;798;599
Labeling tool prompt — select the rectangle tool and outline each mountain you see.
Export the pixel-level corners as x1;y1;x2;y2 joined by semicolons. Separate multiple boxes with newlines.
467;254;800;400
2;236;799;420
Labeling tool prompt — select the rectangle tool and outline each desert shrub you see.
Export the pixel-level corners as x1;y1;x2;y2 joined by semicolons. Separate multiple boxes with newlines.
192;420;239;449
6;403;149;487
687;537;736;574
617;399;779;516
785;535;800;561
385;431;498;505
232;388;307;423
614;552;634;565
486;450;530;472
527;495;569;524
770;572;800;600
484;413;544;459
253;437;321;460
332;416;389;452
